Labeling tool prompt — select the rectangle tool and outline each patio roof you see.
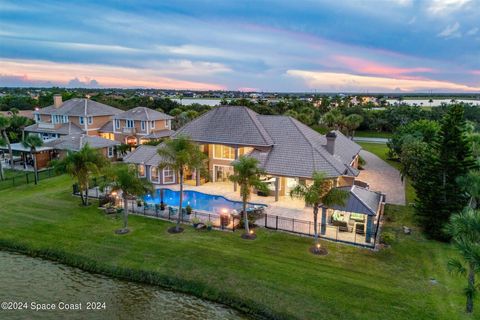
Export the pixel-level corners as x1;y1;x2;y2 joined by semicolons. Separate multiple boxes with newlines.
331;185;384;216
0;142;53;153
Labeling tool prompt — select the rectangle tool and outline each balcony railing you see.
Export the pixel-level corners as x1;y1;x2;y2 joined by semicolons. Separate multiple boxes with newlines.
122;127;136;134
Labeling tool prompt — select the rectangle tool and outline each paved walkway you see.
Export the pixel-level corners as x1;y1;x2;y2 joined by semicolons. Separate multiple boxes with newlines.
357;150;406;205
353;137;388;144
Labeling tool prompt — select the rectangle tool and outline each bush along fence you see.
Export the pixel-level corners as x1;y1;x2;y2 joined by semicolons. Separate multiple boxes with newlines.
0;168;59;190
73;183;380;248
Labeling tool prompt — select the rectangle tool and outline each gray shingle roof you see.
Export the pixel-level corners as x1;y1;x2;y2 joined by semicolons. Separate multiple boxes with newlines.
250;116;359;178
144;129;175;139
114;107;173;121
173;106;274;147
98;121;113;133
34;99;122;117
332;185;384;216
25;122;83;135
123;145;159;165
45;134;119;151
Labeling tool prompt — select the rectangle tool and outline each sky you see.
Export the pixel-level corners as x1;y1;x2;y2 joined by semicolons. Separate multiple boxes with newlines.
0;0;479;93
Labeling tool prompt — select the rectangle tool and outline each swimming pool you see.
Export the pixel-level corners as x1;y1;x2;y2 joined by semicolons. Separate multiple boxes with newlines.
144;189;266;213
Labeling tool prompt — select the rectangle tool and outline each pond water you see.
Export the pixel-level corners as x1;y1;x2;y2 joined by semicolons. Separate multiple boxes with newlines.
0;251;247;320
144;188;266;214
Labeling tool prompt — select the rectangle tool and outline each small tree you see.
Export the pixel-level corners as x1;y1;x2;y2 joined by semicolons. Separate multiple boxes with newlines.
54;143;108;205
107;165;153;234
290;171;348;254
22;134;43;185
344;114;363;138
0;115;13;168
157;135;207;233
229;156;268;238
445;207;480;314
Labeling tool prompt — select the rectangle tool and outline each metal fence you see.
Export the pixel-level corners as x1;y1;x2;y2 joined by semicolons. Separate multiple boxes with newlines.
0;168;59;190
73;184;381;248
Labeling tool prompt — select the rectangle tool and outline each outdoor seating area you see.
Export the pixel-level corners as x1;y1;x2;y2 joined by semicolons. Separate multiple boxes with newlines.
331;210;366;234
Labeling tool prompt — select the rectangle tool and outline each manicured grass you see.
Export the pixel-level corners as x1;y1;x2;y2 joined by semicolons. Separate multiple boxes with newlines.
355;130;393;139
0;175;473;319
358;142;416;204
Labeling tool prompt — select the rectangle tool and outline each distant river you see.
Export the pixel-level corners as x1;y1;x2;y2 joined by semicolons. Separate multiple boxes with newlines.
386;98;480;107
0;251;247;320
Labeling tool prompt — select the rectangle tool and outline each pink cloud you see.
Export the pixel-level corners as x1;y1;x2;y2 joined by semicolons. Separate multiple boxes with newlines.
334;55;434;76
471;70;480;75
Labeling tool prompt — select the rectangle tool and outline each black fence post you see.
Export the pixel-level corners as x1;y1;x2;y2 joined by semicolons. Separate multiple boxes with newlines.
275;215;278;230
264;214;267;227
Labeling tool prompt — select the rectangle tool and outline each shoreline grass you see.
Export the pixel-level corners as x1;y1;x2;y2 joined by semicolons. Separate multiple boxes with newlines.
0;175;473;319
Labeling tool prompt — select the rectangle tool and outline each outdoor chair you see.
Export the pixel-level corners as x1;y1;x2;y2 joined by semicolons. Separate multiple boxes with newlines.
355;223;365;235
332;220;353;232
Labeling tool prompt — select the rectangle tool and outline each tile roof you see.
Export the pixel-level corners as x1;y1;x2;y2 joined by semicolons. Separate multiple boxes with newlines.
114;107;173;121
123;145;159;165
144;129;175;139
98;121;114;133
45;134;119;151
333;185;384;216
34;99;122;117
24;122;83;135
173;106;274;147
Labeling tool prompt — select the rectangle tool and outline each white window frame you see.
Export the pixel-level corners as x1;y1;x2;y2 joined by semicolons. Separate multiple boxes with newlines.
87;116;93;125
150;166;160;183
166;120;171;129
151;121;155;129
107;146;114;158
138;164;146;177
141;121;146;131
35;114;41;122
79;116;84;125
213;144;236;160
126;119;134;128
115;119;120;130
162;167;175;184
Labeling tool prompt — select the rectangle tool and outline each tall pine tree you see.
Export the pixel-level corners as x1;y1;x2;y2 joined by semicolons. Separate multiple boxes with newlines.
413;104;476;241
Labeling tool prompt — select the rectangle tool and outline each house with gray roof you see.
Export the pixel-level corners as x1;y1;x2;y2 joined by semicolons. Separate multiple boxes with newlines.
26;94;122;141
100;107;174;145
45;134;120;160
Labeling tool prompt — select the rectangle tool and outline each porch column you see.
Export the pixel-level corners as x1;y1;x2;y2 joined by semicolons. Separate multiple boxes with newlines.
274;177;280;202
320;206;327;235
233;146;239;192
366;215;374;243
195;169;200;186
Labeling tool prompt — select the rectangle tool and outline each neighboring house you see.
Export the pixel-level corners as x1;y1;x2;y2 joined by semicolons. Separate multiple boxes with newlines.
0;110;34;119
100;107;174;145
25;94;123;141
45;134;120;161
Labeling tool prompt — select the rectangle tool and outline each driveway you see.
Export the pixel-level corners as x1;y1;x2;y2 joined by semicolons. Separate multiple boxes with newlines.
357;150;406;205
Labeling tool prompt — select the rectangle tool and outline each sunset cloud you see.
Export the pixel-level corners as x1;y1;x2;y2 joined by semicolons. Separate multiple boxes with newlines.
0;59;226;90
334;56;434;76
287;70;480;92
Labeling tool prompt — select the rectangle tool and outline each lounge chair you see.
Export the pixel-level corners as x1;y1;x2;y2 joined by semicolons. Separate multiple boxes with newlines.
355;222;365;235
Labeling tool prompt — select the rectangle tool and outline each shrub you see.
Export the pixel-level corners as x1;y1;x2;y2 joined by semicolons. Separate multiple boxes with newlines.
381;231;396;245
191;217;200;226
186;205;192;215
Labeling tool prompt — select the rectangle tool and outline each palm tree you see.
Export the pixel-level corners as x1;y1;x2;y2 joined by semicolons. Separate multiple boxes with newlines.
344;114;364;139
229;156;268;238
53;143;108;205
457;171;480;209
157;135;207;233
22;134;43;185
321;109;345;131
107;165;153;234
290;171;349;254
445;207;480;314
10;112;32;142
0;136;5;180
0;115;13;168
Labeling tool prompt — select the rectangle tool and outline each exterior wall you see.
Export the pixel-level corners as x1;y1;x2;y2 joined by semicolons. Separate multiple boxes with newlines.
35;114;113;136
336;176;355;187
34;151;53;169
112;119;169;145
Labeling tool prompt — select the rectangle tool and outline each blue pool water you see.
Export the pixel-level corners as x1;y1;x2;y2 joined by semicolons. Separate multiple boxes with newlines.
144;189;266;213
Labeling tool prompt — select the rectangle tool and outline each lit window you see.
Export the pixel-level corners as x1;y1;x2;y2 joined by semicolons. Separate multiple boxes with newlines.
214;145;235;160
163;167;175;184
138;165;146;177
151;166;159;182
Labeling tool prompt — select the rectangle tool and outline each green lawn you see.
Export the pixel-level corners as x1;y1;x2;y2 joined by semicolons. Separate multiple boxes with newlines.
0;175;473;319
355;131;393;139
358;142;416;204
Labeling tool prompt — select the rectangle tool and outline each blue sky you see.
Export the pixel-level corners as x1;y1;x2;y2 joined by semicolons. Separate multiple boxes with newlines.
0;0;479;92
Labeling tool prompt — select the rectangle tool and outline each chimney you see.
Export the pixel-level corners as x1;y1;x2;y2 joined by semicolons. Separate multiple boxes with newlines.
53;94;62;108
326;131;337;155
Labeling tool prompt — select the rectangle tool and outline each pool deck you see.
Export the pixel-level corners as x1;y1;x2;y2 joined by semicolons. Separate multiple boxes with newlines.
159;182;312;221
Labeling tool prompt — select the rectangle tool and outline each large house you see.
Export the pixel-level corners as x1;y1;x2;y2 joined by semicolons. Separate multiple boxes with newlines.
124;105;385;244
99;106;174;145
26;94;123;141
